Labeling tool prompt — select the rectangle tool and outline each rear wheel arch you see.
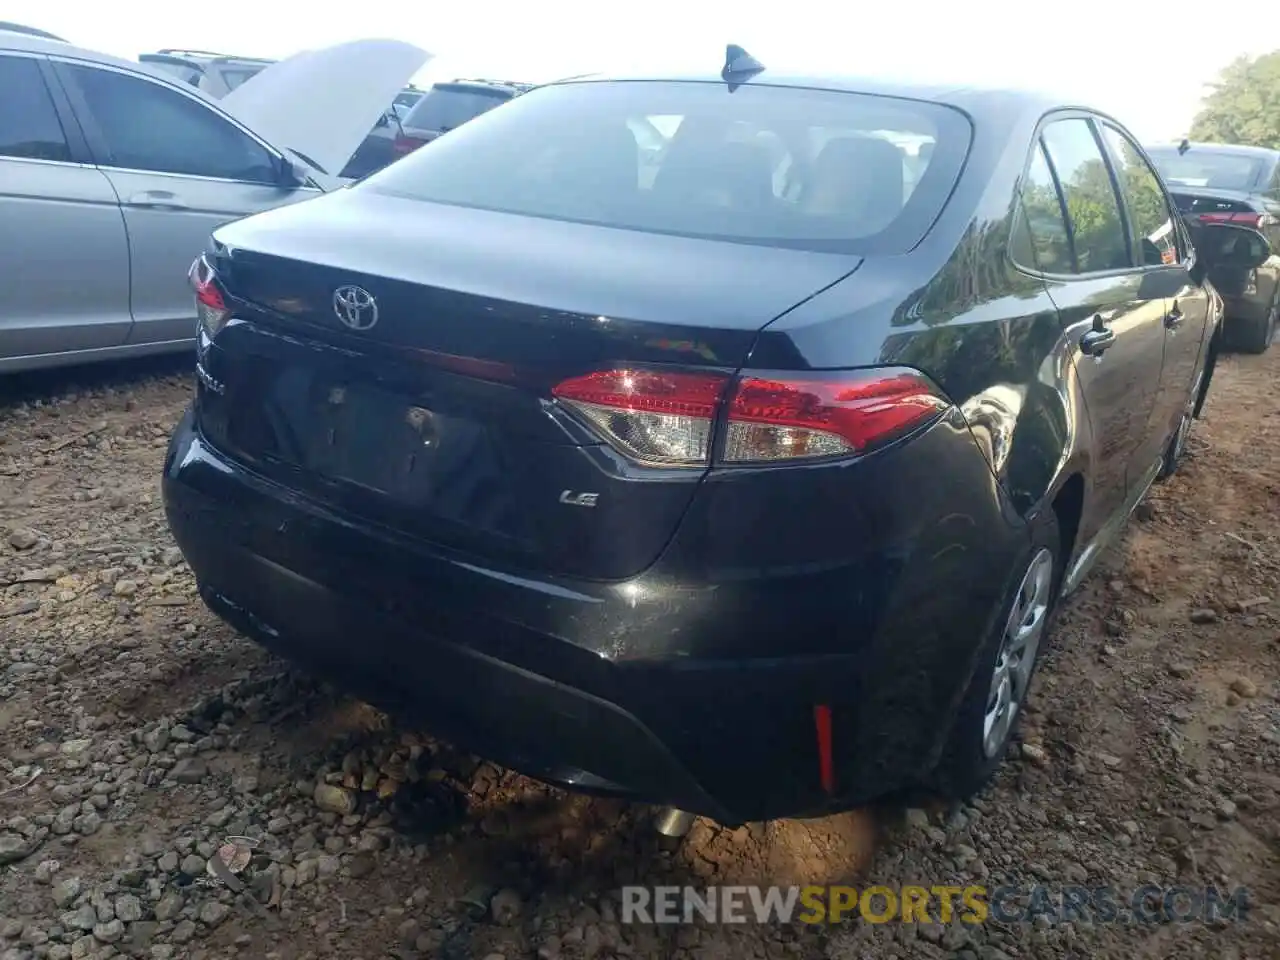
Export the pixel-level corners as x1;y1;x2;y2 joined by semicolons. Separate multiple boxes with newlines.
985;382;1075;517
1049;472;1085;567
1193;323;1222;418
933;507;1064;798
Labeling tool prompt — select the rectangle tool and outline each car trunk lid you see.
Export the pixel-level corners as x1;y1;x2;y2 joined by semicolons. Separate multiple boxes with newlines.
196;189;861;581
1170;188;1263;225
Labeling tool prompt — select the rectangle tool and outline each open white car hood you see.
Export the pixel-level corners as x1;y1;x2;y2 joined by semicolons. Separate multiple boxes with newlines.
221;38;431;182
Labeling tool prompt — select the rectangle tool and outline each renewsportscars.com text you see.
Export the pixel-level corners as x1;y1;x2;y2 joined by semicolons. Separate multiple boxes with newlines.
620;884;1250;926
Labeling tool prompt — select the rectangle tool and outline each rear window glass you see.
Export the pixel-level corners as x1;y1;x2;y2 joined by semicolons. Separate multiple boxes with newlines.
220;66;266;91
403;86;511;132
364;80;972;254
1146;147;1268;192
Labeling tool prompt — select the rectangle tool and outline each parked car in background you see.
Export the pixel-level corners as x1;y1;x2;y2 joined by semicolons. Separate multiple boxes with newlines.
138;49;274;98
1146;141;1280;352
393;86;425;110
163;53;1269;826
392;78;531;157
340;102;415;180
140;47;423;182
0;28;428;372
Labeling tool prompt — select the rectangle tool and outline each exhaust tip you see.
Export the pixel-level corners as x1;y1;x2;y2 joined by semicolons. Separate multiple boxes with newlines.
654;807;695;838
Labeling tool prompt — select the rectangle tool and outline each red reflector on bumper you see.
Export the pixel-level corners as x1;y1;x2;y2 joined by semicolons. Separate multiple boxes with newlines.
814;704;835;794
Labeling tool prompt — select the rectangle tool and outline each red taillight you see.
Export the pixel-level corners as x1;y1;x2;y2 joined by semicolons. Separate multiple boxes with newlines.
194;277;224;310
550;367;947;467
725;370;949;462
551;369;730;466
189;253;229;337
393;134;426;155
1197;211;1264;228
189;253;224;309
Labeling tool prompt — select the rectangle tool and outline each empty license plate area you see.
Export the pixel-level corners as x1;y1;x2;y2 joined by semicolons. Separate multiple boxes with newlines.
301;379;469;507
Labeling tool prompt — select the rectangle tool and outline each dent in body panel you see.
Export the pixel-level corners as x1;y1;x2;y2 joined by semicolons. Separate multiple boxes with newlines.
760;202;1081;517
746;100;1106;562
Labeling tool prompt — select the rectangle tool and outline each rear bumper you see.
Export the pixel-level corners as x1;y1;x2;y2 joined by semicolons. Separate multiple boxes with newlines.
200;581;731;816
163;404;1025;822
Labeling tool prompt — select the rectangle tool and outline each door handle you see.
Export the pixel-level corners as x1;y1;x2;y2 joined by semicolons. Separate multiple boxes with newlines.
1080;315;1116;357
1165;301;1184;330
127;190;188;210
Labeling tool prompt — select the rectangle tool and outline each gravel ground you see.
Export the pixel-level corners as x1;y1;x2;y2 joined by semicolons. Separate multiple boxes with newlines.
0;350;1277;960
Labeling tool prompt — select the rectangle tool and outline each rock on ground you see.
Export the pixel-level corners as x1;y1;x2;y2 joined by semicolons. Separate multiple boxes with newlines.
0;354;1277;958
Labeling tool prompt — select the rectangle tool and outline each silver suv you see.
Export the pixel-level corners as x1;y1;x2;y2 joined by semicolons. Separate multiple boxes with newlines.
393;79;531;157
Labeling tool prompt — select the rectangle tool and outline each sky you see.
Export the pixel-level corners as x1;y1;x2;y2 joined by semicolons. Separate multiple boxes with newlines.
7;1;1279;144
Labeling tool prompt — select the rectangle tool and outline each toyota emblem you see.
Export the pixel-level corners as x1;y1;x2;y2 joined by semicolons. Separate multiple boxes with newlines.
332;285;378;331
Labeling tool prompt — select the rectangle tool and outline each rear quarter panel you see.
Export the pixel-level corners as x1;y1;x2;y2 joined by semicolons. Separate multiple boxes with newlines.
754;97;1101;563
725;98;1109;786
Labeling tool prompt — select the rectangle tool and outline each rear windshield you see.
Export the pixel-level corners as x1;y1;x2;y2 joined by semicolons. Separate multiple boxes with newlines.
1146;147;1269;192
403;85;512;132
363;79;972;254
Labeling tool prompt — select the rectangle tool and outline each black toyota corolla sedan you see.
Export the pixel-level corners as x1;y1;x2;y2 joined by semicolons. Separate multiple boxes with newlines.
163;50;1270;826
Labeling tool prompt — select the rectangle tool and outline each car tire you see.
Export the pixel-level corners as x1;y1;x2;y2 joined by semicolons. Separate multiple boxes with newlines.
933;510;1063;800
1237;299;1277;355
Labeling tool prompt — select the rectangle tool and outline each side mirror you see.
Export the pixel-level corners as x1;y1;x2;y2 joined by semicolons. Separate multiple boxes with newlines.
375;111;390;129
1188;221;1272;270
274;155;311;188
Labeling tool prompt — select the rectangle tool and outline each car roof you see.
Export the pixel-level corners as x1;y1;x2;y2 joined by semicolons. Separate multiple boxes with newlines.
0;33;271;99
546;69;1073;117
2;30;172;74
0;32;237;111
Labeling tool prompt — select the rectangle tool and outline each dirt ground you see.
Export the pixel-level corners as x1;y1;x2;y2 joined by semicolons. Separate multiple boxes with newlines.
0;349;1276;960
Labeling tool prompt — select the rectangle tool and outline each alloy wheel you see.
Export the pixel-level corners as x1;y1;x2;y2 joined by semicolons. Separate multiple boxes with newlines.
982;547;1055;759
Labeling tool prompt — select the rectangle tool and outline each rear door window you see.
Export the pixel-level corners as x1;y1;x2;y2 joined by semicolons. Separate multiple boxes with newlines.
0;55;71;162
62;64;278;183
1098;124;1179;266
367;80;973;254
1041;118;1131;273
1011;142;1074;274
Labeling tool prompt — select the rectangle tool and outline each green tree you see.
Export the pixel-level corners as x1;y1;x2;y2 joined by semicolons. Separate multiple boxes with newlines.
1190;51;1280;147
